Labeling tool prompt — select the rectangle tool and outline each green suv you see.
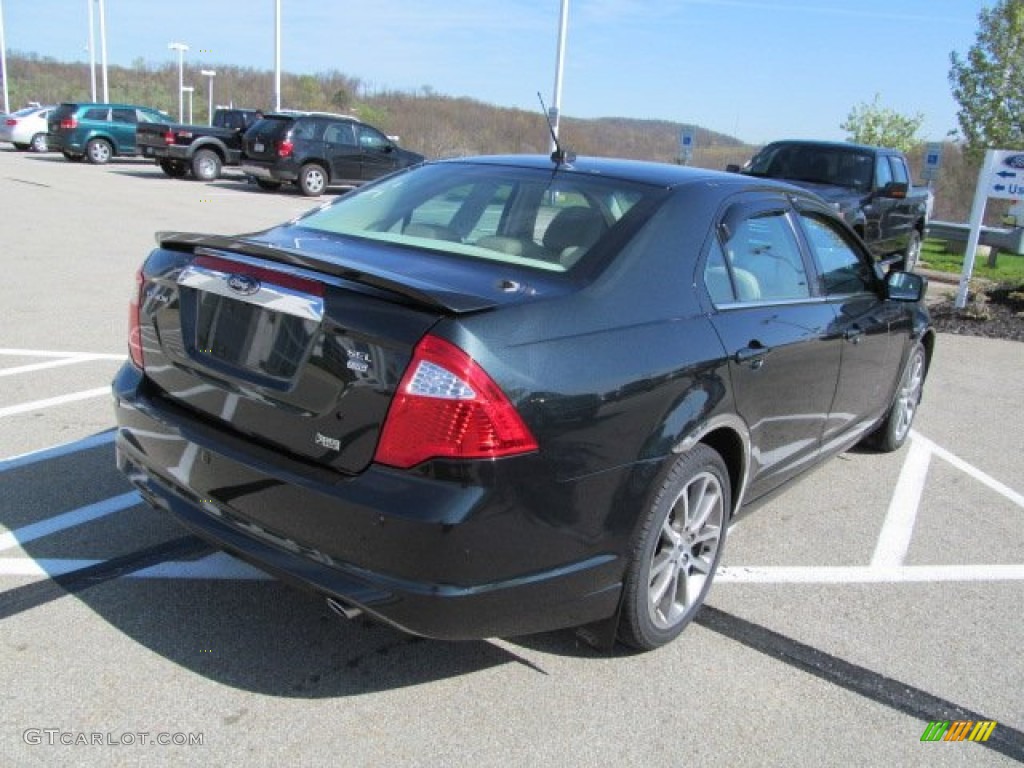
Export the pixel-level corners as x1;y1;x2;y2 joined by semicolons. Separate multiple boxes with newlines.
48;103;172;164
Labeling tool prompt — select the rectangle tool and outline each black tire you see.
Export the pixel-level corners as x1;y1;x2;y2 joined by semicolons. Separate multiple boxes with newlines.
255;178;282;191
29;133;48;152
85;138;113;165
869;342;926;453
618;444;730;651
297;163;328;197
159;159;188;179
62;151;84;162
191;148;222;181
900;229;922;272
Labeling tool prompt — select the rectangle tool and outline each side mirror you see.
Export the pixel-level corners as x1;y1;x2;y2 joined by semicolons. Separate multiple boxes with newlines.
878;181;909;199
886;270;925;302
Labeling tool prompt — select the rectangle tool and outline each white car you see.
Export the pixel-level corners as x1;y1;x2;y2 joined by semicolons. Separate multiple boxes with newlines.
0;105;54;152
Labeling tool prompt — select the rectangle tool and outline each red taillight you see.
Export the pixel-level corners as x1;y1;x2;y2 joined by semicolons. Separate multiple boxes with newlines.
277;139;294;158
128;269;145;368
60;117;78;130
374;335;538;469
162;130;175;145
5;119;16;127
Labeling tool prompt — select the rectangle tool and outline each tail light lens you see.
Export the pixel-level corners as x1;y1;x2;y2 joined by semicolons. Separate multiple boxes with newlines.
60;117;78;130
128;269;145;368
277;139;294;158
374;335;538;469
5;119;16;127
162;130;175;145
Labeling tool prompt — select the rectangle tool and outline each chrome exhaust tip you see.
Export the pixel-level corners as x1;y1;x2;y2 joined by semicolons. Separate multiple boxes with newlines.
325;596;363;620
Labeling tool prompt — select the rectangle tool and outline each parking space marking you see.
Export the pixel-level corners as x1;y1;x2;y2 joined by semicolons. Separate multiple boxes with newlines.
0;348;123;360
0;387;112;419
717;564;1024;583
0;431;114;473
0;492;139;552
871;438;932;567
0;552;270;580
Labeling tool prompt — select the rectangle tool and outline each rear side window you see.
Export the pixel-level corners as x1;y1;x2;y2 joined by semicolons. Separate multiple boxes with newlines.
720;212;811;302
83;108;109;121
112;108;137;124
324;122;356;145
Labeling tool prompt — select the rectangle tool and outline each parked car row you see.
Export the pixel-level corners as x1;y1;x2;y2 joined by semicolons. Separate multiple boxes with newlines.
20;101;424;197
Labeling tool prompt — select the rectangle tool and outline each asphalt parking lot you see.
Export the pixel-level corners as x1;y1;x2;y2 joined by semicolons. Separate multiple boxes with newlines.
1;148;1021;767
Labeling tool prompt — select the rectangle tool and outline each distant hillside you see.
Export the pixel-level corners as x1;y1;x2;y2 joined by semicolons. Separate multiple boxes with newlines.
2;52;755;168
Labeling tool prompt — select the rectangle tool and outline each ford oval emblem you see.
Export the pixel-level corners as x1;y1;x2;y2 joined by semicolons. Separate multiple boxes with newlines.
1003;153;1024;170
226;273;260;296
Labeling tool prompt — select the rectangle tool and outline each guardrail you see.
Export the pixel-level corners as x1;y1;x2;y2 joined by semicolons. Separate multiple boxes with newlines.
926;220;1024;255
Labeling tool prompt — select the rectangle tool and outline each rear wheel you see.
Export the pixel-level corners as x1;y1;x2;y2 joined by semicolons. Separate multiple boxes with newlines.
618;444;730;651
297;163;328;196
869;342;926;452
29;133;48;152
159;159;188;178
191;149;222;181
86;138;113;165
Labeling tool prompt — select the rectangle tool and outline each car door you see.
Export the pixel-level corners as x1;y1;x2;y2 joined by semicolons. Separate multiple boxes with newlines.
794;205;904;446
111;107;139;154
355;123;398;181
323;120;360;183
704;196;842;501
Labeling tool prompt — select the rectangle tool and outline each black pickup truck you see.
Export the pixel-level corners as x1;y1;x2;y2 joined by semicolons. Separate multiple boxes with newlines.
138;108;261;181
728;140;930;270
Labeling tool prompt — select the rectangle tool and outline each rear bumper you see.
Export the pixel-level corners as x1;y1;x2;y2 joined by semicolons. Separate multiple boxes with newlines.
240;161;296;183
112;363;624;640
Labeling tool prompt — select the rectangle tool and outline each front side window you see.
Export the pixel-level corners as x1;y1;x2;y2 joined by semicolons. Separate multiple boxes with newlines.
799;213;874;295
357;125;389;150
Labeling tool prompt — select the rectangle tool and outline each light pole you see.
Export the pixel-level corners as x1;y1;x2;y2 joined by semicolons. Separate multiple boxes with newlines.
97;0;108;101
0;0;9;115
200;69;216;125
168;41;189;122
549;0;569;154
182;86;194;124
274;0;281;111
87;0;97;101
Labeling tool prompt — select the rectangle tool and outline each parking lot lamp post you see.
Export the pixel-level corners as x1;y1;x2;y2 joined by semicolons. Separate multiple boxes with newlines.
0;0;9;115
168;42;189;122
200;69;216;125
182;86;194;124
97;0;108;101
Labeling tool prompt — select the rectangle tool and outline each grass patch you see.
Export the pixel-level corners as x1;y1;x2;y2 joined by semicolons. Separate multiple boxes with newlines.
920;238;1024;282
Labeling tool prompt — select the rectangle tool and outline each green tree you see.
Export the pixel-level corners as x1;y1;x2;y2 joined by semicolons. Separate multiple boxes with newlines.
840;93;923;151
949;0;1024;155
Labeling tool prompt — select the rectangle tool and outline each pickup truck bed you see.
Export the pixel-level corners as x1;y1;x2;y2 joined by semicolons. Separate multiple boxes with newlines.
137;108;261;181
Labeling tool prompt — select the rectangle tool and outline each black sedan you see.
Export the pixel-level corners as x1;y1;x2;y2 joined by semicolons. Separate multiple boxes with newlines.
112;155;933;651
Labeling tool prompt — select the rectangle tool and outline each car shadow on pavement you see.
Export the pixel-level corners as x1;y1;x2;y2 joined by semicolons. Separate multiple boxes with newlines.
0;435;584;697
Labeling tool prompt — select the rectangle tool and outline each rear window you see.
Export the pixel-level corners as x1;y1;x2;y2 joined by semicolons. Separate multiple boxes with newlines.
294;162;653;273
246;116;291;141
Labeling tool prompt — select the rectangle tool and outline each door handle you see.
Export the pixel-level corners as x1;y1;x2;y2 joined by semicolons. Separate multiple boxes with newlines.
734;343;770;369
844;326;864;344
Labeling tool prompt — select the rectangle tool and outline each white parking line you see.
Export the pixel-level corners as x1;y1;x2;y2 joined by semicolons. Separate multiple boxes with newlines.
717;564;1024;583
0;387;112;419
871;438;932;567
0;357;115;378
0;348;123;360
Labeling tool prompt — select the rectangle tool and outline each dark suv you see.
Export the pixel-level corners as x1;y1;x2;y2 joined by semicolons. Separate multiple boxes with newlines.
240;112;424;196
48;102;172;164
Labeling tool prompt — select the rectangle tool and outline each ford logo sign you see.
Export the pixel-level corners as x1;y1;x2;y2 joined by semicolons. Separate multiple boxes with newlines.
226;273;260;296
1003;154;1024;170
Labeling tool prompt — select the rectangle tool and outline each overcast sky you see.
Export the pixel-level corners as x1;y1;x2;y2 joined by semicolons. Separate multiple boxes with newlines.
2;0;987;144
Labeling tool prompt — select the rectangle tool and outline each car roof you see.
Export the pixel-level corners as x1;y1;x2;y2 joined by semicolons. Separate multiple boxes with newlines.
760;139;896;154
435;154;801;191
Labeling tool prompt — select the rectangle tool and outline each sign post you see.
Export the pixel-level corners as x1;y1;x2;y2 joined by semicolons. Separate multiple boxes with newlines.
679;127;695;165
954;149;1024;308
